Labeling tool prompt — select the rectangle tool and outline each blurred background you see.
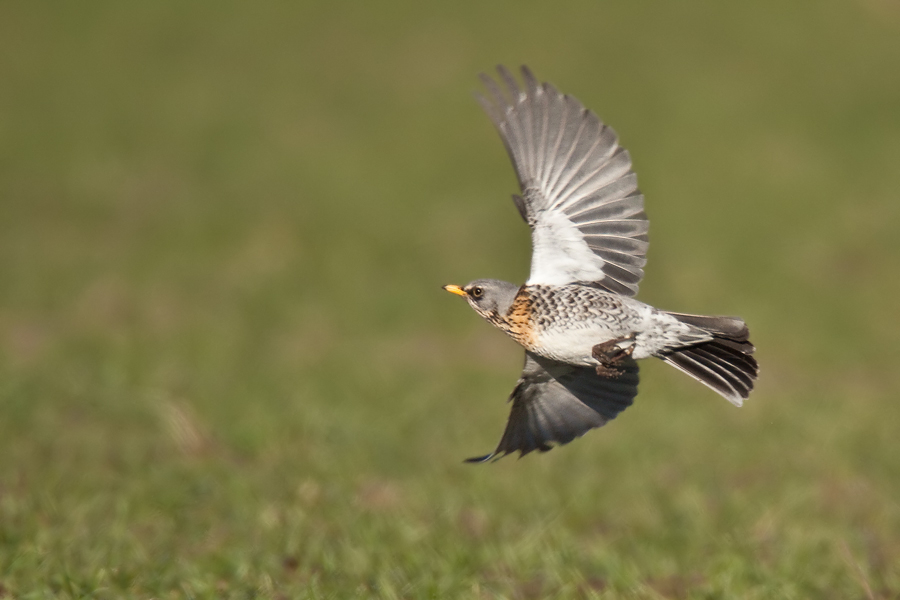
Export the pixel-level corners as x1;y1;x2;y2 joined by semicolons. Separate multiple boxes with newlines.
1;1;899;597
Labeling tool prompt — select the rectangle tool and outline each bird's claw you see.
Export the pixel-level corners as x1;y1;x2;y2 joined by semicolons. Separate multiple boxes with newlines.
592;334;637;378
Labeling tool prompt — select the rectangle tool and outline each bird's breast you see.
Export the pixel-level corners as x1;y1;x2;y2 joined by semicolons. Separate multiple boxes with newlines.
498;289;539;350
501;285;640;364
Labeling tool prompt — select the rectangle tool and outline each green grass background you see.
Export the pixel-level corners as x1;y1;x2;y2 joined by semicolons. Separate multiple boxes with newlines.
2;1;899;597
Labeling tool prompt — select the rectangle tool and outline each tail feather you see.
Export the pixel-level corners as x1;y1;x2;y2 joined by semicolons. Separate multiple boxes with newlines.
664;311;748;339
660;312;759;406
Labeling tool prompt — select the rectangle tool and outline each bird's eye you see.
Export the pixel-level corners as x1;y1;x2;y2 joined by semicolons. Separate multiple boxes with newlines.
471;286;484;298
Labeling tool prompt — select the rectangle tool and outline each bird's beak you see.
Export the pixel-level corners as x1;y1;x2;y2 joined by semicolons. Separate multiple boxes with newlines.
442;284;467;297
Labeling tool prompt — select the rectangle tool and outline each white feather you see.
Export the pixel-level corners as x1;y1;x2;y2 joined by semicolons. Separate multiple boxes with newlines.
527;210;606;285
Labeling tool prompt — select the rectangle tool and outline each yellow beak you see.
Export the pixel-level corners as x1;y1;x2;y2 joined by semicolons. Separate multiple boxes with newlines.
442;284;467;297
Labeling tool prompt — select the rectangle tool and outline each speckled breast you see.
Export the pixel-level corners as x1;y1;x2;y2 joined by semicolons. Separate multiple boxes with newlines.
502;284;636;363
498;288;539;350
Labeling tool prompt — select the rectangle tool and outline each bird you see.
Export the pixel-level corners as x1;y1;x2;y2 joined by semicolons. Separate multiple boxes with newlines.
443;65;758;463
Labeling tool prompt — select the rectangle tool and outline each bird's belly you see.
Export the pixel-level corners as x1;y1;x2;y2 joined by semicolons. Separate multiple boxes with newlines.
528;325;622;366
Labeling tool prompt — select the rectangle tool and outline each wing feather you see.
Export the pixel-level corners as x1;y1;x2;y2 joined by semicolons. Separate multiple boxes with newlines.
564;173;639;216
466;352;639;462
595;247;647;269
567;194;644;223
478;66;649;295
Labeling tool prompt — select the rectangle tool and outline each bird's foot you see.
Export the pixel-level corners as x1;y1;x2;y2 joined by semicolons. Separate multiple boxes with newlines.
592;334;637;378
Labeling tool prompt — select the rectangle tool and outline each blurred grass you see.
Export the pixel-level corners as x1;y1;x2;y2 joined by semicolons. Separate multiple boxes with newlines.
1;0;899;597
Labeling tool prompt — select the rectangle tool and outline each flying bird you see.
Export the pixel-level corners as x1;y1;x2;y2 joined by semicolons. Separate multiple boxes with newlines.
444;66;758;462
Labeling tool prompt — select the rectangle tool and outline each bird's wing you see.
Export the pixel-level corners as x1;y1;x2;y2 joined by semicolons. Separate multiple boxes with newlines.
466;352;639;462
477;65;648;296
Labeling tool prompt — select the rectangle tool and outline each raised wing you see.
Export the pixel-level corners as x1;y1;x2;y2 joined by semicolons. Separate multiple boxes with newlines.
477;65;649;296
466;352;639;462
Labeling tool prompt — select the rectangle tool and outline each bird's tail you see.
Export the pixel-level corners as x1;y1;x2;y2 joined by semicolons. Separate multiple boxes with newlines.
659;312;758;406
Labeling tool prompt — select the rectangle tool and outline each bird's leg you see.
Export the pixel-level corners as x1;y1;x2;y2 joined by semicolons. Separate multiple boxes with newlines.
592;333;637;378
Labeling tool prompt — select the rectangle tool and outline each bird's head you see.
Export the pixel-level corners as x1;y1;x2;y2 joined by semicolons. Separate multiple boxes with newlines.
443;279;520;322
